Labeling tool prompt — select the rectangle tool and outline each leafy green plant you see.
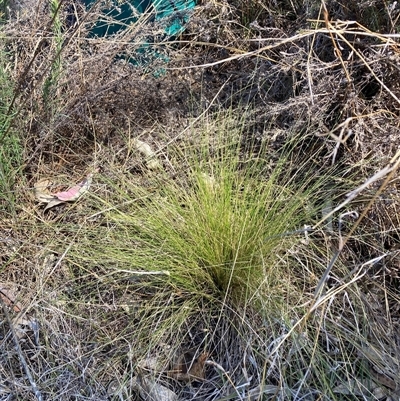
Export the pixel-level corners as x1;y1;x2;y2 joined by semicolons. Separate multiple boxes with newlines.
0;44;22;215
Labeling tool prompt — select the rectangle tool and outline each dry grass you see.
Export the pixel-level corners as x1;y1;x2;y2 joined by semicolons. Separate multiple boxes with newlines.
1;0;400;400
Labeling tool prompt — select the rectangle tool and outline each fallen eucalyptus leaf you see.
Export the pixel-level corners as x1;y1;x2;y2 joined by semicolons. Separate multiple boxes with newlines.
44;198;66;211
134;375;177;401
34;179;56;203
54;173;93;201
0;283;22;312
0;283;39;341
35;172;94;210
168;350;208;382
134;138;161;170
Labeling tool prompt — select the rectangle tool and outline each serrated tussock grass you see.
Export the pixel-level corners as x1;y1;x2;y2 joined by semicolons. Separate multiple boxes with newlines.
62;117;379;398
82;123;335;313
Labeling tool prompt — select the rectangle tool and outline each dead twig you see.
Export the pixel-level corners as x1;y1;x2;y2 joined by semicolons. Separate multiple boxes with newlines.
0;299;43;401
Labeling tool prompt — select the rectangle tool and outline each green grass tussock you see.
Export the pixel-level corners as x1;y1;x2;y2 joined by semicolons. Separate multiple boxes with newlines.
54;116;359;398
83;126;332;311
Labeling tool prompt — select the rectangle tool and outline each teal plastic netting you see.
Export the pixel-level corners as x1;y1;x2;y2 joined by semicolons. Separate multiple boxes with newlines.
82;0;195;37
82;0;195;69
